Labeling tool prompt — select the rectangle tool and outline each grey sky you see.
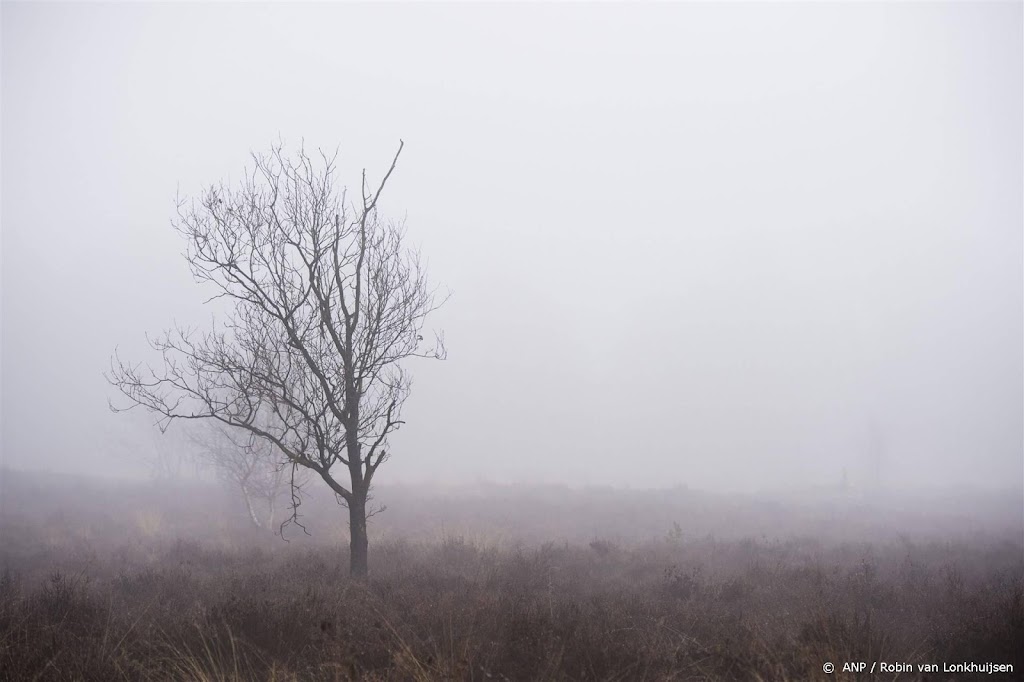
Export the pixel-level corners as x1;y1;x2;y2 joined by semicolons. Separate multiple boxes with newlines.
2;2;1021;493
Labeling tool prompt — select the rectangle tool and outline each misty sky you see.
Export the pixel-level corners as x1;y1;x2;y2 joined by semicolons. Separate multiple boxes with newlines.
2;2;1021;493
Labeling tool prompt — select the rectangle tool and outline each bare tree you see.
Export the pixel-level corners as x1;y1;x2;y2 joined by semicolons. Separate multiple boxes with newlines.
187;420;294;532
107;141;445;576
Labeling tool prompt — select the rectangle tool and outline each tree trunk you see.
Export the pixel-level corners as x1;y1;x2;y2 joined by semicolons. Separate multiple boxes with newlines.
349;494;369;577
240;483;263;529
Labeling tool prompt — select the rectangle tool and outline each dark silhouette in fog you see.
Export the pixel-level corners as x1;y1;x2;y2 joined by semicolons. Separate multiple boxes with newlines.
107;143;446;576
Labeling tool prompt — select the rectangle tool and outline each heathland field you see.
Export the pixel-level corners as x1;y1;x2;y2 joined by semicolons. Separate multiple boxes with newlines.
1;470;1021;681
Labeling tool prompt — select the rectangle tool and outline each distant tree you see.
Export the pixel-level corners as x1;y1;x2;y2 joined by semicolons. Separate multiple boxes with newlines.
107;141;446;576
187;419;295;532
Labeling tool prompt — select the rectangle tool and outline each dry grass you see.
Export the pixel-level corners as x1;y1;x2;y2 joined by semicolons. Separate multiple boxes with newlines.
0;471;1021;680
2;533;1021;681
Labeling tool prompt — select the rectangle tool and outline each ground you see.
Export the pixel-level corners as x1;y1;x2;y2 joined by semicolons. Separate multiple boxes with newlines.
1;470;1021;681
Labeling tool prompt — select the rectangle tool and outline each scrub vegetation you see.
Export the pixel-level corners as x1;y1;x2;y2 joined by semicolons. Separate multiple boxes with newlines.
1;470;1020;681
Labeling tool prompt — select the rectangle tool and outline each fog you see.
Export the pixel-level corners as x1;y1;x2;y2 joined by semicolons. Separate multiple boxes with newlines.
2;2;1021;495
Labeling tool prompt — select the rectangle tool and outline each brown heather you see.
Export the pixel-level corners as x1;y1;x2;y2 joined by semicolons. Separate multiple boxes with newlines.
1;471;1021;681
